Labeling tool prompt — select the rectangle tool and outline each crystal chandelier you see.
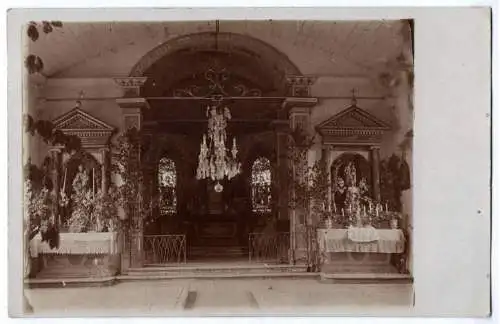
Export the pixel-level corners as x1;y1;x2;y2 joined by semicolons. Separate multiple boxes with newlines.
196;99;241;191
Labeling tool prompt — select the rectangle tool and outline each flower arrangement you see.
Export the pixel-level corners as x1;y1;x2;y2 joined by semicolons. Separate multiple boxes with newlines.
24;178;59;248
64;165;120;233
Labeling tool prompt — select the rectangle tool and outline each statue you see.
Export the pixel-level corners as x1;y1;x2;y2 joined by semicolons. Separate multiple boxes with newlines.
333;177;347;211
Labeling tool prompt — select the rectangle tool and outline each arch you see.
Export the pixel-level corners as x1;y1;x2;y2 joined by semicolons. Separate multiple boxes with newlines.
251;156;272;214
129;32;302;78
158;157;177;215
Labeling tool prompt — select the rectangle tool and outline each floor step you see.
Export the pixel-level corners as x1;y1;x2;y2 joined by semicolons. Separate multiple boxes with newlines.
128;263;307;276
118;272;318;281
320;272;413;284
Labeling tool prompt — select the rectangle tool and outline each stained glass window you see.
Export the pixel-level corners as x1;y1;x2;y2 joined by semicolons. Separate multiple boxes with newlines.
251;157;272;213
158;157;177;215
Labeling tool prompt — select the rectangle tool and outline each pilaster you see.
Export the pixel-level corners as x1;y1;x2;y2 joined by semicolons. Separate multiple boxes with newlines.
114;77;149;269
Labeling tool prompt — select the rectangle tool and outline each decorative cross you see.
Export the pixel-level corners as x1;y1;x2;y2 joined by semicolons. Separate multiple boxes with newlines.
215;20;220;50
75;90;85;108
350;88;358;106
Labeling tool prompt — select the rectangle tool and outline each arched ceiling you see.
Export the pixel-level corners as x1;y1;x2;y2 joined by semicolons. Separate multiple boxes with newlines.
27;20;409;78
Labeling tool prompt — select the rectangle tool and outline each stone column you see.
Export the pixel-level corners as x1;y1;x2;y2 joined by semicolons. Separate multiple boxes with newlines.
49;148;62;226
370;146;381;202
114;77;148;270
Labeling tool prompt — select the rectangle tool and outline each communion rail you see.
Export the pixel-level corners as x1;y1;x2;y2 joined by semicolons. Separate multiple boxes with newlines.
248;232;290;263
143;234;187;265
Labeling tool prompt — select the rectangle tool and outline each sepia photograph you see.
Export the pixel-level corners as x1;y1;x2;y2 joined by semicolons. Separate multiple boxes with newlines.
6;7;492;319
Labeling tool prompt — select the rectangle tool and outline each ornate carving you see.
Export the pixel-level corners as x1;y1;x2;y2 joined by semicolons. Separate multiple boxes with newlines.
173;62;262;98
113;77;148;89
286;76;317;97
52;108;115;148
316;104;390;145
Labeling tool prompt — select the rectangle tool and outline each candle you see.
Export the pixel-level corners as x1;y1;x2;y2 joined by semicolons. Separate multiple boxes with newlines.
364;205;366;215
341;209;344;217
385;203;388;212
62;167;67;192
333;202;337;213
92;168;95;196
376;207;379;217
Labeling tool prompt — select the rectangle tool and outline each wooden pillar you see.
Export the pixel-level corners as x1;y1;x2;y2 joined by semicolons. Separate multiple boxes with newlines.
370;146;381;201
114;76;148;270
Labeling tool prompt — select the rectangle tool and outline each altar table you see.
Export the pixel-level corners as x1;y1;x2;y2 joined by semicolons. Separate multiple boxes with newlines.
30;232;118;257
317;228;405;254
28;232;120;279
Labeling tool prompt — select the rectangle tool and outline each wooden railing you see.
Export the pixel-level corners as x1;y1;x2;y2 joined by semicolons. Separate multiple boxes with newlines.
143;234;187;265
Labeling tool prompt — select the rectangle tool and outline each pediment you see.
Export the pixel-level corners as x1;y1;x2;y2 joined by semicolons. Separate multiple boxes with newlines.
316;105;390;145
317;105;390;130
53;108;114;131
52;108;115;148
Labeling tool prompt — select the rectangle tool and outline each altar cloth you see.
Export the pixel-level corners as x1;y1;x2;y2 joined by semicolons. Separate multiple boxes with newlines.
347;226;380;242
30;232;118;257
317;228;405;253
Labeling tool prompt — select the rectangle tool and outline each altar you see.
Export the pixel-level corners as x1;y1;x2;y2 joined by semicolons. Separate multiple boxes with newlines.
317;227;407;274
29;232;120;279
318;228;405;254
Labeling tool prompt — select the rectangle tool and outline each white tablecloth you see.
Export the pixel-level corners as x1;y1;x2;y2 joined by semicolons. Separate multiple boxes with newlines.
317;228;405;253
30;232;118;257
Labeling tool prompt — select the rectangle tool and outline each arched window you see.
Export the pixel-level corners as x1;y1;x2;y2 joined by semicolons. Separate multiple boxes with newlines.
251;157;272;213
158;157;177;215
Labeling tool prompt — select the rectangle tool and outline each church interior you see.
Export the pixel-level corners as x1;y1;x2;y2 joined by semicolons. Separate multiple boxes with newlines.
24;20;414;282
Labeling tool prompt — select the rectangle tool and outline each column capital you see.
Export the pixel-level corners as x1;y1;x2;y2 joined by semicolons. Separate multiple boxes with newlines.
370;145;381;151
113;77;148;97
286;75;317;97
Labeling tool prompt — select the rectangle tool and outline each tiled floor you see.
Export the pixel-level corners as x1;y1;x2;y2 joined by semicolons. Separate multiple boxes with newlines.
24;278;414;316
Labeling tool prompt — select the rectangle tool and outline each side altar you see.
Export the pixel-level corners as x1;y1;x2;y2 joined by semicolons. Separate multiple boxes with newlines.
313;94;410;277
29;232;120;279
